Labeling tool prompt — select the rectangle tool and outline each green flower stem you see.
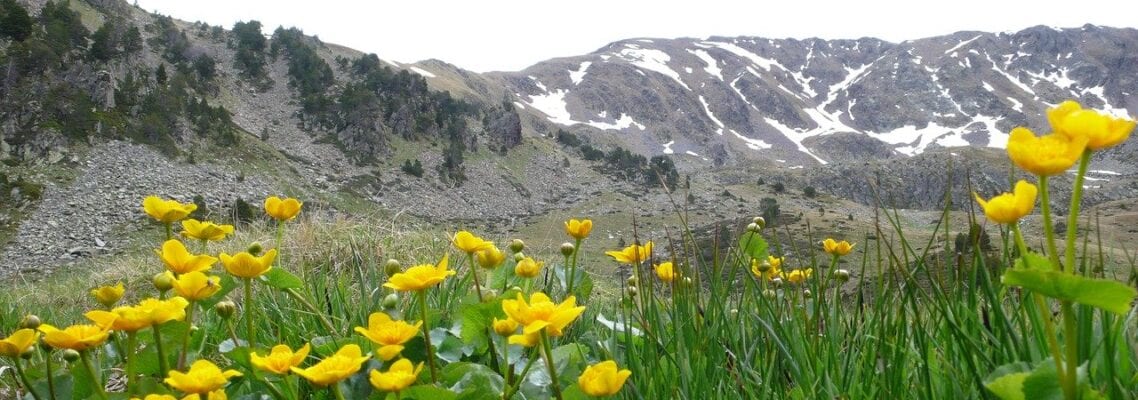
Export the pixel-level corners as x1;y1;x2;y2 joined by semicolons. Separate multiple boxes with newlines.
468;253;484;302
164;222;172;241
1037;176;1063;269
566;238;582;295
14;358;44;400
44;348;57;400
153;324;170;378
539;331;564;400
1012;224;1072;398
177;300;197;369
200;239;208;254
125;332;138;396
284;288;336;334
79;350;108;400
418;290;438;383
1060;300;1080;400
332;384;347;400
1064;151;1092;275
244;278;256;348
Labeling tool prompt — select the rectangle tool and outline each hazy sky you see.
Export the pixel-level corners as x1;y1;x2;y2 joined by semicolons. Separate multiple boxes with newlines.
132;0;1136;72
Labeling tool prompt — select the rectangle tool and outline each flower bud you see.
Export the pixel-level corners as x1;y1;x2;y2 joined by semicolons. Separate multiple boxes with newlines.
383;259;402;277
492;318;518;337
833;269;851;283
509;286;522;293
153;271;175;292
215;300;237;319
513;252;526;262
560;242;576;257
247;242;264;256
682;277;693;287
770;277;783;288
382;293;400;309
755;260;772;274
19;314;41;330
802;289;813;298
62;349;81;363
21;347;36;359
509;239;525;253
627;286;638;297
746;223;759;233
626;276;638;287
752;217;766;229
762;289;777;299
729;308;738;317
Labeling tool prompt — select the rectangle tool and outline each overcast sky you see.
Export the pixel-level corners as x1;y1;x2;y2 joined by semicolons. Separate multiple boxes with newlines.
132;0;1136;72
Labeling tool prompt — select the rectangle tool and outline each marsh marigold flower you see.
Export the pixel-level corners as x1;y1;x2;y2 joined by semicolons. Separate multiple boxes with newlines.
251;343;311;375
290;344;371;387
492;318;518;337
565;218;593;240
38;323;111;351
384;255;454;292
453;231;493;254
654;261;677;283
159;240;218;275
264;196;303;221
165;359;242;394
0;329;40;358
87;306;151;333
475;245;506;269
786;269;813;284
606;241;653;264
369;358;423;393
502;292;585;339
143;196;197;224
508;331;542;348
823;239;854;256
91;282;125;308
354;312;421;361
171;271;222;301
751;258;783;281
974;180;1038;224
514;256;543;278
1048;100;1135;151
219;249;277;279
1006;127;1088;176
578;360;632;397
181;219;235;242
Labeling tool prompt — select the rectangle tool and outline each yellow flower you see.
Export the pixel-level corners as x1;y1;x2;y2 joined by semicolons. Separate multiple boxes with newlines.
290;344;371;387
1006;127;1088;176
974;180;1038;224
264;196;303;222
605;242;652;265
87;307;149;332
514;256;543;278
768;256;782;270
165;359;242;394
158;240;218;275
475;245;506;269
131;395;179;400
654;262;677;283
1048;100;1135;151
368;358;423;393
384;255;454;292
577;360;632;397
143;196;197;224
501;292;585;338
91;282;125;308
823;239;854;256
38;323;111;351
181;219;235;242
453;231;493;254
0;329;40;358
786;269;813;284
507;331;542;348
172;272;222;301
219;249;277;279
354;312;421;361
251;343;311;375
565;218;593;240
750;258;783;281
492;318;518;337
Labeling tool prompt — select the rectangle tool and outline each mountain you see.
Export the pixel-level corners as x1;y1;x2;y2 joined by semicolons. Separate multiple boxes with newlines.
1;0;1136;276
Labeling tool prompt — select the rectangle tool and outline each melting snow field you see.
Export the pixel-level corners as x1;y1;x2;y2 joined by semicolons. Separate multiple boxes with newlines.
408;66;436;78
585;113;646;131
616;46;691;90
527;89;577;126
569;62;591;85
687;49;723;80
662;140;675;154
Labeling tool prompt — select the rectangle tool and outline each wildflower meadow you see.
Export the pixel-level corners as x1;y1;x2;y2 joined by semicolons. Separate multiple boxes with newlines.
1;100;1137;399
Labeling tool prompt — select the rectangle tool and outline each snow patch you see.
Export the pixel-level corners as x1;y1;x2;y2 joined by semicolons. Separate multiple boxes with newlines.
1090;170;1121;176
569;61;591;85
409;66;436;78
867;122;959;156
687;49;723;80
512;101;526;110
944;35;983;54
789;165;804;170
685;150;700;157
585;113;646;131
1007;97;1023;112
526;90;578;126
982;81;995;92
763;118;826;163
698;96;725;134
616;48;690;90
705;41;780;72
729;129;772;150
662;140;675;154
